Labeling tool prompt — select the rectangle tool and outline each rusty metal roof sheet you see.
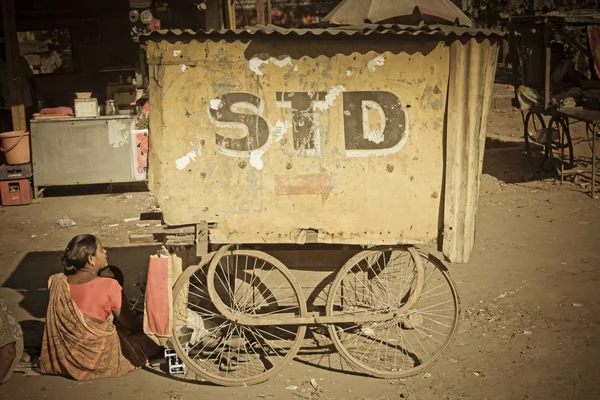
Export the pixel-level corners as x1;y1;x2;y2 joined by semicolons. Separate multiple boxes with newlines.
237;0;338;6
509;9;600;24
140;23;505;41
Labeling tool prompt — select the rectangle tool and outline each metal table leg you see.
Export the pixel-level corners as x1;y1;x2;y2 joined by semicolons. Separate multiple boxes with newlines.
593;124;597;198
560;118;567;184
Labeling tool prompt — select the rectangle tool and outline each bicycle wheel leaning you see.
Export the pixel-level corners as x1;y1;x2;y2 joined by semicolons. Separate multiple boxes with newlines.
524;111;549;169
546;116;574;174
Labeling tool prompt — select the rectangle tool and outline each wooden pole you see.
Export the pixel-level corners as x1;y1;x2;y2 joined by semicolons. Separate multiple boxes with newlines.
1;0;26;132
507;24;521;98
593;124;597;199
544;26;551;109
204;0;222;30
266;0;272;25
527;0;535;15
224;0;235;29
229;0;236;29
218;0;224;30
256;0;266;25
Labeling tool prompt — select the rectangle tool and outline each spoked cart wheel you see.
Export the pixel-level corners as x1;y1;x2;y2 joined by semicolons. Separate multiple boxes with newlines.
171;247;307;386
524;111;549;169
326;246;459;378
546;116;574;175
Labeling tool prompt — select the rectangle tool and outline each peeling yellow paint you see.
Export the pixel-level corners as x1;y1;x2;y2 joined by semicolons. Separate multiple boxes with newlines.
146;38;450;245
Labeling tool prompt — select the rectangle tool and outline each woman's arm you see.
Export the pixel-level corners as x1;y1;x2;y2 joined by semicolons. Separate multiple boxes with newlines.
112;292;143;333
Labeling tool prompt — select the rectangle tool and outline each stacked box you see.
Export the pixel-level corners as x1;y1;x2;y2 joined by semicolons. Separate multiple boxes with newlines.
0;163;33;180
0;179;32;206
74;98;99;118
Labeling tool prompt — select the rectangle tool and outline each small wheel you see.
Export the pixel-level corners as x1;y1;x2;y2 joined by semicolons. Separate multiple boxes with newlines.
547;117;574;173
326;247;459;378
172;248;307;386
524;111;549;169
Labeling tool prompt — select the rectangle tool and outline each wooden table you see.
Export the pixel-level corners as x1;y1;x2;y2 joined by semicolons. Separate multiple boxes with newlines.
555;107;600;198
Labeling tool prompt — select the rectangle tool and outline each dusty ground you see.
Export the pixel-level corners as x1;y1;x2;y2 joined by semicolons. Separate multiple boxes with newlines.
1;107;600;400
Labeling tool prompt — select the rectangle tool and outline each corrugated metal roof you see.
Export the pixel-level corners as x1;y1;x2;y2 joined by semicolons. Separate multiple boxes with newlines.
509;9;600;24
140;23;505;41
237;0;338;6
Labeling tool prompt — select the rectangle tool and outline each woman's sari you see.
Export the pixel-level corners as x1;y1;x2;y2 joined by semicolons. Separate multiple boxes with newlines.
39;274;149;380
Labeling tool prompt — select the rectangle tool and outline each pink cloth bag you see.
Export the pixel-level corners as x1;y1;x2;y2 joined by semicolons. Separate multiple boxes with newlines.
143;255;172;346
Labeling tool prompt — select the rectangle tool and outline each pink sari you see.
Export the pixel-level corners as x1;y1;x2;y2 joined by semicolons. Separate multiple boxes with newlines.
39;274;150;380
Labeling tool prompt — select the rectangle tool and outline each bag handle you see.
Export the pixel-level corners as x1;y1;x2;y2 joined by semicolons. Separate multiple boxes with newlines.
0;132;25;153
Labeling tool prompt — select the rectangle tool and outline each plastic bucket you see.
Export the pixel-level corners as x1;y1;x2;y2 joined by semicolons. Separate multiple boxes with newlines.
0;130;31;165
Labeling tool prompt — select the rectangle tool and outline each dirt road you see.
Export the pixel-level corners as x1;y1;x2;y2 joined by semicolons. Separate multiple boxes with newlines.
1;108;599;400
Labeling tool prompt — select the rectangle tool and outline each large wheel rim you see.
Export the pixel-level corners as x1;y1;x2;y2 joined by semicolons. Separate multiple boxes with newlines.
326;247;460;378
172;249;307;386
547;117;574;173
524;111;550;169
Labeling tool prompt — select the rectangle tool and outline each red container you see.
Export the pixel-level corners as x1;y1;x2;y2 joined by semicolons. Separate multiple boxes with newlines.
0;179;31;206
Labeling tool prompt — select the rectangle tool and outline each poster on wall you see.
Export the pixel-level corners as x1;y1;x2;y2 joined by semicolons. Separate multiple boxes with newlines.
131;101;149;181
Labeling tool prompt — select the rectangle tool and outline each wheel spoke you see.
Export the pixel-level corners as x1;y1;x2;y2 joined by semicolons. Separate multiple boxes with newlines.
184;319;229;357
419;314;451;329
240;259;266;306
413;310;455;319
414;299;454;313
191;320;231;363
187;300;221;318
412;325;446;346
236;257;260;310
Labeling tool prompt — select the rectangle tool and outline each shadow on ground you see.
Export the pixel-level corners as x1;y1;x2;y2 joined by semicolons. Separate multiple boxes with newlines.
2;245;159;319
494;65;514;85
38;182;149;198
482;138;560;184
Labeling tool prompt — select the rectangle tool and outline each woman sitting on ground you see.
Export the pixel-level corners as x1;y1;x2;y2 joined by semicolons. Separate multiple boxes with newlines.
39;234;157;380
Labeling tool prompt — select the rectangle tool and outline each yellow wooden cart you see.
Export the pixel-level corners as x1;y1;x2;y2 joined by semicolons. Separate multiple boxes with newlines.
141;24;503;386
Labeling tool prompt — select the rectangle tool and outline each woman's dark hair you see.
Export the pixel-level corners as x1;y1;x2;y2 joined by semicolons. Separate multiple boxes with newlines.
62;234;98;275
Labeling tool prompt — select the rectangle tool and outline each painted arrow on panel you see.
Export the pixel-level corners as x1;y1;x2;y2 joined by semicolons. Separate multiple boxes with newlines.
275;168;333;204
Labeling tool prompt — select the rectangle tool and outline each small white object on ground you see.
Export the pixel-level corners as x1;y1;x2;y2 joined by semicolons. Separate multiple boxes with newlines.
56;217;76;228
310;378;319;390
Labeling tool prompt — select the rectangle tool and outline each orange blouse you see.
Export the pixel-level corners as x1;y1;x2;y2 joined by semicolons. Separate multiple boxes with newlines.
68;277;123;321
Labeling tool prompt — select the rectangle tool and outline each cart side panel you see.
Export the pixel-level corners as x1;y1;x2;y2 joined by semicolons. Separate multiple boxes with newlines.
443;38;500;263
147;37;449;245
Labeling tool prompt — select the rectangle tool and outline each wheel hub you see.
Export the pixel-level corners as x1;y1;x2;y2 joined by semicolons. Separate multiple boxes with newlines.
399;313;423;330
